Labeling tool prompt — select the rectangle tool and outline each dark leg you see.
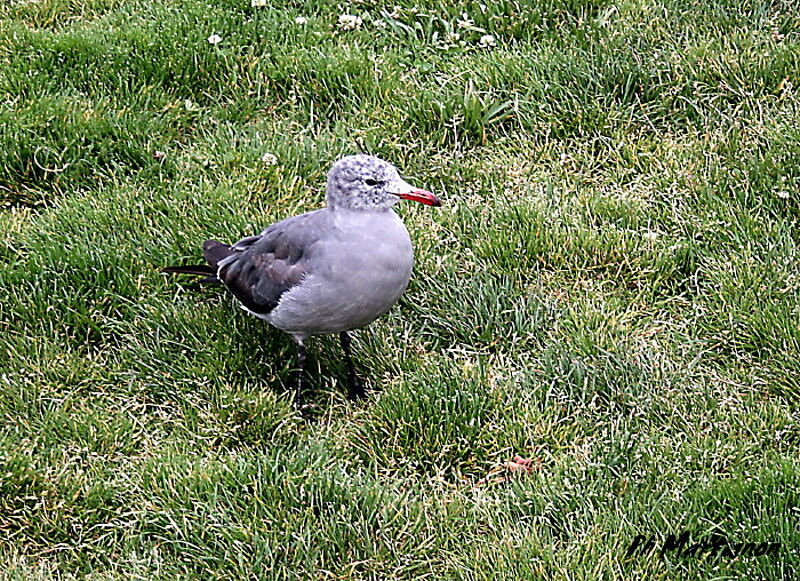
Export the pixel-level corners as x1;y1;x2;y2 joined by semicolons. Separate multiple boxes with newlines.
294;342;307;409
339;331;366;400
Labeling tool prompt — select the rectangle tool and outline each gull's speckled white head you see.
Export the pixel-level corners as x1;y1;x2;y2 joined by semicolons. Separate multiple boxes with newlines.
325;155;438;211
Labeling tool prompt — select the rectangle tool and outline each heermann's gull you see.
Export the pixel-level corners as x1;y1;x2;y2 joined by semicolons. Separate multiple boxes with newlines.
163;155;441;406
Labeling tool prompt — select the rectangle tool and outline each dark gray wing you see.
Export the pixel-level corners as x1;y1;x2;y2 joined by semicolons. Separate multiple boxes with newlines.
215;209;329;315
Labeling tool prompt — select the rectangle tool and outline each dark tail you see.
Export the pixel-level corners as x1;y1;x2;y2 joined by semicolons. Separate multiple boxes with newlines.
202;240;234;269
162;239;235;284
161;264;219;284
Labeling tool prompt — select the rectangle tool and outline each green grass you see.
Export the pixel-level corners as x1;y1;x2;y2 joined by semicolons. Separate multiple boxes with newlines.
1;0;799;578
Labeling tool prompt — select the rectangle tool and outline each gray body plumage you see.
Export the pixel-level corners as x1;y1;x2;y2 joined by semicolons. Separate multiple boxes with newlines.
216;206;413;342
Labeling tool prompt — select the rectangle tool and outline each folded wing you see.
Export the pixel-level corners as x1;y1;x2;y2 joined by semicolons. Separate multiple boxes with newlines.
214;210;326;315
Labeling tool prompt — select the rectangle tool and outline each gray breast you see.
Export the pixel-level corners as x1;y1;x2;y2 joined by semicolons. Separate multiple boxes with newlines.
267;210;413;337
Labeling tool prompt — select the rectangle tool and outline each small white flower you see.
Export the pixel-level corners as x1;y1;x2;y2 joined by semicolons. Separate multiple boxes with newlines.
184;99;196;111
457;13;475;29
479;34;496;48
153;150;167;161
294;16;307;25
445;31;460;44
261;152;278;165
643;231;659;242
207;33;222;45
251;0;267;6
389;5;402;18
777;190;790;199
338;14;363;30
374;20;387;29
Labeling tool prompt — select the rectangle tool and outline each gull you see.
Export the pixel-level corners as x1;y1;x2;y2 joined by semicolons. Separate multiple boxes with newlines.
163;155;441;406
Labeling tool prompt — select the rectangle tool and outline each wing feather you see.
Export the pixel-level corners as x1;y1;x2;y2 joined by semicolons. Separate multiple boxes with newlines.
216;210;327;315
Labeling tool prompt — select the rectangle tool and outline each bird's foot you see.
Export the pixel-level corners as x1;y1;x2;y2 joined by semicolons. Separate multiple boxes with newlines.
293;342;311;414
347;374;367;401
294;375;311;410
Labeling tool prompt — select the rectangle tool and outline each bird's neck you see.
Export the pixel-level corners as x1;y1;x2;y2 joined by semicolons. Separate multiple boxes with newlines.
331;205;400;231
328;202;394;214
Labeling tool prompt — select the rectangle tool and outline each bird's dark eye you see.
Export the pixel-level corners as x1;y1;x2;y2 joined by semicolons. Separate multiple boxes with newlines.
365;178;381;186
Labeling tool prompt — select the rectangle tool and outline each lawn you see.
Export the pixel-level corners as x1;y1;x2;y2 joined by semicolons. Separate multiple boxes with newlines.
1;0;799;578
